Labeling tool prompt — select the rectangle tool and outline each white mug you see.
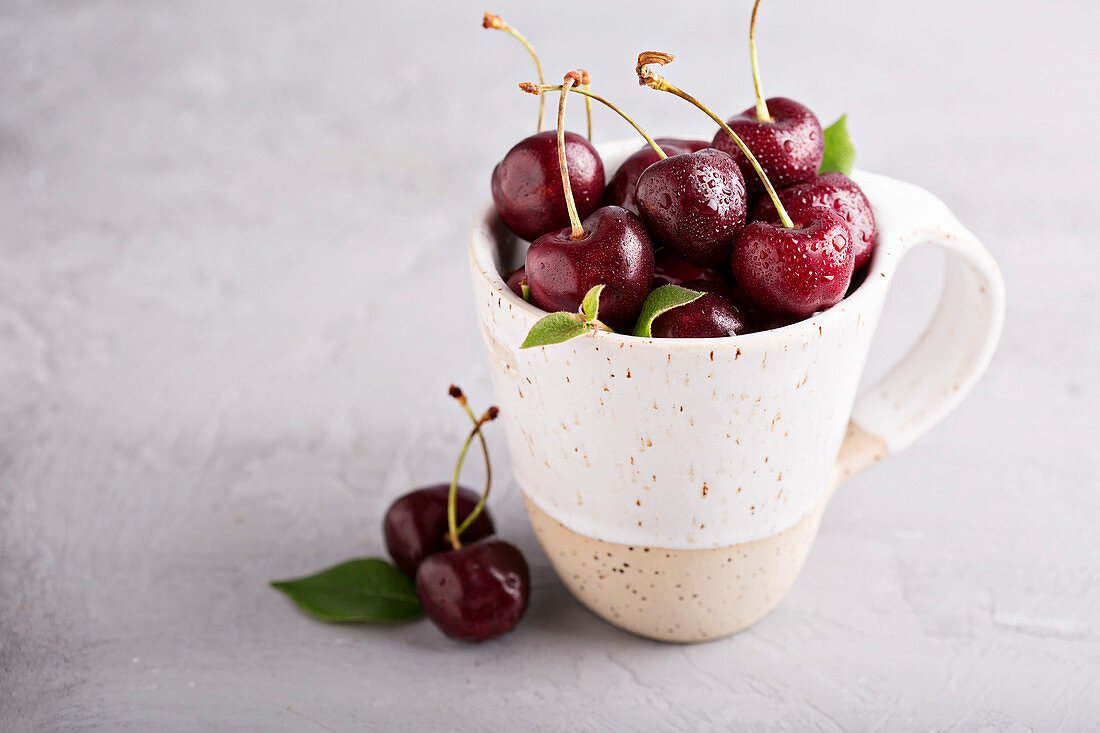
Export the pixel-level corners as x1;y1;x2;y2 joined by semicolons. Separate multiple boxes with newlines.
469;139;1005;642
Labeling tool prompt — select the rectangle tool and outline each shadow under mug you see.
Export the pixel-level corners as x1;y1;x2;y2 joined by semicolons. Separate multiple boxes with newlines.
469;139;1005;642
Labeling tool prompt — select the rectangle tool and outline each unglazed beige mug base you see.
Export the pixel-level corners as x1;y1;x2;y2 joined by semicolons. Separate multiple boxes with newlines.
525;424;887;642
526;494;827;642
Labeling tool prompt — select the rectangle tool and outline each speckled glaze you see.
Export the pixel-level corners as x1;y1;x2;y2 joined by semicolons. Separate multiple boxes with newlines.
470;139;1005;641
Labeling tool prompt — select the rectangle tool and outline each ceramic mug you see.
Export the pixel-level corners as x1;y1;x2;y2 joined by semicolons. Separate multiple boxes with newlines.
468;139;1005;643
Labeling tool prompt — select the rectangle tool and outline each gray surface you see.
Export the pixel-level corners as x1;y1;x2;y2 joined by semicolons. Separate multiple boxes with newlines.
2;0;1098;730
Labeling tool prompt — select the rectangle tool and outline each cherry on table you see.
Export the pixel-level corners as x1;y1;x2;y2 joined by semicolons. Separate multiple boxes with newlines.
383;485;495;578
491;130;605;242
753;171;877;271
651;279;755;338
731;206;855;318
415;537;530;642
635;148;747;267
604;138;710;214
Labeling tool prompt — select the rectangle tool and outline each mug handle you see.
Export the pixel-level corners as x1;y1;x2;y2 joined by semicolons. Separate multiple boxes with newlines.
832;177;1006;487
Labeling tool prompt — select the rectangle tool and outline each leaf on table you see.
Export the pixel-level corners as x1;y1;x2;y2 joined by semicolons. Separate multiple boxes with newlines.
271;558;422;622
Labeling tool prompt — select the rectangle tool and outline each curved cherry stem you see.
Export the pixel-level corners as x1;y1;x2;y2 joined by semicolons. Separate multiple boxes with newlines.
750;0;773;122
450;392;494;540
636;51;793;228
555;74;586;240
445;386;500;550
521;82;667;159
483;12;545;132
584;82;593;140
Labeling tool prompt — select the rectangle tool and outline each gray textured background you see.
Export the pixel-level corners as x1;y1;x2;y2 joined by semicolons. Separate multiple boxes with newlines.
2;0;1098;730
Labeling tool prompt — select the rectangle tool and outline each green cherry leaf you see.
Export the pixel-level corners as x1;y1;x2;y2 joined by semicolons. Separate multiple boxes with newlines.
520;312;588;349
631;285;705;337
271;558;422;623
580;284;605;322
819;115;856;176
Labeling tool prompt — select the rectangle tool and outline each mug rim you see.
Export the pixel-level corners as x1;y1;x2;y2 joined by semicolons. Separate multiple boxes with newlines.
468;144;894;351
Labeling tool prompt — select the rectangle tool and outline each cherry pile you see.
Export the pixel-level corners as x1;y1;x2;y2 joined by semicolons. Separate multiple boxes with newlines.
489;2;877;341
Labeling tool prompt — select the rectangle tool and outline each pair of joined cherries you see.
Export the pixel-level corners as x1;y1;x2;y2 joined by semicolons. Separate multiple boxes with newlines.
383;387;529;642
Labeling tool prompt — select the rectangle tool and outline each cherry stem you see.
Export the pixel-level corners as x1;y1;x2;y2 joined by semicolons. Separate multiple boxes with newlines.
483;12;545;132
444;386;500;550
555;75;586;240
452;402;493;539
584;82;593;141
636;52;794;229
522;83;666;159
750;0;773;123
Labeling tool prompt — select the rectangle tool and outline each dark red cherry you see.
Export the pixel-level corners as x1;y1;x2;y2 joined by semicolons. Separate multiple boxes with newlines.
526;206;655;331
752;171;877;271
711;98;823;200
604;138;710;214
416;538;530;642
750;310;803;333
505;266;527;298
651;279;754;338
383;485;495;578
652;249;725;288
635;148;747;267
491;131;604;242
732;206;854;317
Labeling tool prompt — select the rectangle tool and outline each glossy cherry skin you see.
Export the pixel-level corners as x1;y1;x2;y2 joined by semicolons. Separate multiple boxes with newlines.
635;149;747;267
652;249;724;289
383;485;495;578
491;131;604;242
416;538;530;642
604;138;710;214
651;279;754;338
731;206;855;318
753;172;877;271
711;98;823;200
505;266;527;299
526;206;655;332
